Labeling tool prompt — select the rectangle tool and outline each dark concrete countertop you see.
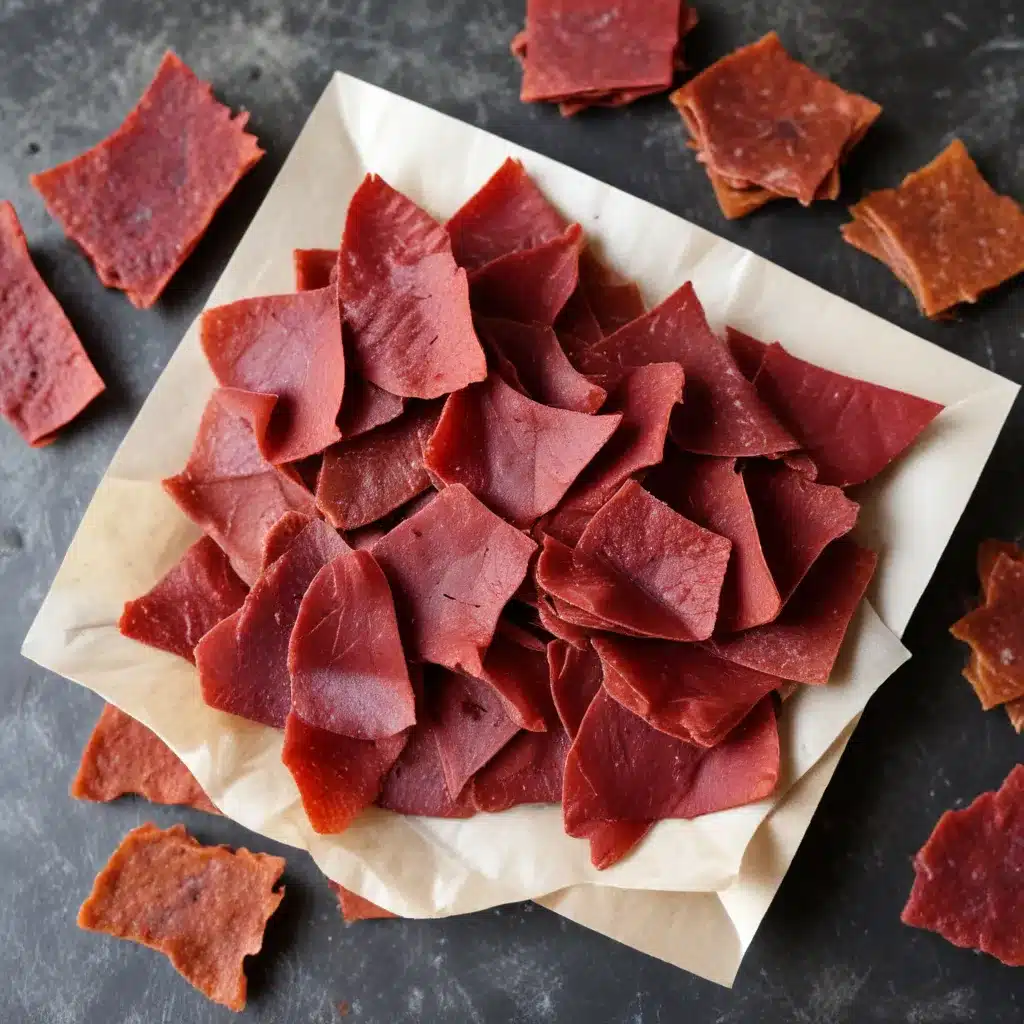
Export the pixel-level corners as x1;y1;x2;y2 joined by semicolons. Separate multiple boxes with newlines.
1;1;1022;1021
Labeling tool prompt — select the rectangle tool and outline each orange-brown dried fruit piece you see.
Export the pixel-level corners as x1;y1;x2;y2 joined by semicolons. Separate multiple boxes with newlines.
78;823;285;1011
842;140;1024;318
328;880;397;921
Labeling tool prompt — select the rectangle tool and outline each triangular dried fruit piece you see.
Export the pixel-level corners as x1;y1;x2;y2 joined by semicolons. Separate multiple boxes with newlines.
77;824;284;1011
725;326;768;381
842;140;1024;318
576;283;797;457
577;249;646;334
901;765;1024;967
119;536;248;663
705;538;877;685
162;388;316;585
446;158;567;271
542;363;684;544
594;636;781;746
338;174;486;399
195;515;349;728
293;248;337;291
477;317;606;414
753;342;943;487
289;550;415;740
0;201;104;446
328;881;397;922
479;622;555;732
71;704;218;814
200;288;345;464
370;483;536;676
424;373;621;526
645;452;780;632
31;52;262;308
315;402;440;530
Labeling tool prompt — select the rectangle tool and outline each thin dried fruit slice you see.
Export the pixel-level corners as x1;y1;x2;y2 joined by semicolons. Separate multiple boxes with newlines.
77;823;284;1011
479;623;554;732
470;719;569;812
901;765;1024;967
293;248;337;291
0;201;104;446
119;536;248;664
200;288;345;464
537;595;592;649
725;326;768;381
337;374;405;440
370;483;536;675
753;342;943;488
71;704;217;813
424;373;621;526
577;249;646;334
842;140;1024;318
338;175;486;399
577;283;797;457
162;389;316;585
31;52;262;308
328;881;397;921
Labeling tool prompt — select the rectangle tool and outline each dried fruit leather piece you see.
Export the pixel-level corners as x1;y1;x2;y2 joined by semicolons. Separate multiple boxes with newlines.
577;249;646;334
479;623;555;732
32;52;262;308
328;881;397;921
725;326;768;381
293;248;337;291
119;536;248;663
77;823;284;1011
0;201;104;445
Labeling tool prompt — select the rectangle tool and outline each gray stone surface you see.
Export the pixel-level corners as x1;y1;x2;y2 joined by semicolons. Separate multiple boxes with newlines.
0;0;1022;1020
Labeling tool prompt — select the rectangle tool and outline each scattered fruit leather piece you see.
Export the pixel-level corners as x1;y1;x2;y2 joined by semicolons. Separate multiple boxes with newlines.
705;537;878;685
162;388;316;585
200;288;345;464
195;515;349;728
468;223;583;325
563;690;779;834
479;623;555;732
282;712;409;834
541;363;684;544
645;452;781;632
289;550;415;740
337;174;487;399
424;373;621;526
753;342;943;488
0;200;104;446
71;704;218;814
901;764;1024;967
743;460;860;604
576;283;797;457
594;636;782;746
31;52;262;308
328;881;397;922
293;247;337;291
446;157;567;271
725;326;768;381
842;140;1024;318
370;483;536;676
77;823;284;1012
577;249;646;334
119;535;248;664
316;402;440;530
477;317;606;414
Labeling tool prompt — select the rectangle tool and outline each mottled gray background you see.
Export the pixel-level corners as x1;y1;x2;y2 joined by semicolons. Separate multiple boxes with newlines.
1;0;1022;1021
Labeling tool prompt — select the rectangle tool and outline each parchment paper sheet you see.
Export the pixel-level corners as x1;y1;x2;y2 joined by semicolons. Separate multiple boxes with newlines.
23;74;1018;983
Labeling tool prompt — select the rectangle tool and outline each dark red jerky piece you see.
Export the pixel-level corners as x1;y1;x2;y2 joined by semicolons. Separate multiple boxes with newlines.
577;249;646;334
424;374;621;527
282;711;408;834
753;342;943;488
447;158;567;271
289;551;415;740
541;363;684;545
725;326;768;381
548;640;603;740
471;724;569;812
478;623;552;732
645;452;780;633
201;287;345;464
316;403;440;530
329;882;398;922
564;691;779;833
469;223;583;326
338;175;487;400
576;283;797;457
195;516;350;728
31;52;262;308
477;317;606;414
119;536;248;664
744;461;859;605
901;765;1024;966
593;636;781;746
370;484;536;676
705;538;878;685
294;248;337;291
162;388;316;585
0;202;104;446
